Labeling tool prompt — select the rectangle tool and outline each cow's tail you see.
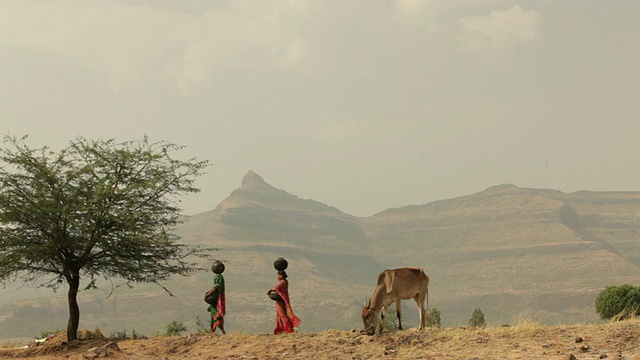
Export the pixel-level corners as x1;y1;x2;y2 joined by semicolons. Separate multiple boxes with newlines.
422;268;430;311
426;285;430;311
423;268;430;324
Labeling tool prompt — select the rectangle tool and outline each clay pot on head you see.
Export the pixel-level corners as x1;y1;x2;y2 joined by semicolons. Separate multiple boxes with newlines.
274;257;288;271
211;260;225;274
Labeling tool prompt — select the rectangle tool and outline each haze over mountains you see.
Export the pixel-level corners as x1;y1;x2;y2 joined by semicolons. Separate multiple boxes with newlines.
2;171;640;340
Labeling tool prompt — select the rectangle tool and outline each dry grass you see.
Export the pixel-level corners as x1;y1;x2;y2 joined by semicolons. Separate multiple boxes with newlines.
1;319;639;359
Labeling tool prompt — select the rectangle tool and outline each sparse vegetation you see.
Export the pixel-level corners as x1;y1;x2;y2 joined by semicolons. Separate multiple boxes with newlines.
494;318;543;338
596;284;640;321
78;327;105;340
37;329;63;339
110;329;130;340
468;308;486;328
426;308;441;328
108;328;142;340
195;316;210;333
3;319;640;360
380;308;401;331
164;321;187;336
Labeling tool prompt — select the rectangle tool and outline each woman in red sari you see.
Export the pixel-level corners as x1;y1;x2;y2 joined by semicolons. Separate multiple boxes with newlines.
269;270;301;334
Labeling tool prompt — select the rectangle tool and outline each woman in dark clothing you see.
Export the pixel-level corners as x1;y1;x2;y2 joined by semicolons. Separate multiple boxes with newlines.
207;271;226;334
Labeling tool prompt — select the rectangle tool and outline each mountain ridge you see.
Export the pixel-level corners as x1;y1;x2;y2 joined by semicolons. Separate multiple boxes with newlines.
1;171;640;339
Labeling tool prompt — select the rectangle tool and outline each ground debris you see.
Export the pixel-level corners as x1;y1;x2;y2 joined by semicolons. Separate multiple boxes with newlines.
1;321;640;360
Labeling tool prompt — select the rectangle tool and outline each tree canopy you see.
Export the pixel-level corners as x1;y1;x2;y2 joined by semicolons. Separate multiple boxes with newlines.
0;136;211;340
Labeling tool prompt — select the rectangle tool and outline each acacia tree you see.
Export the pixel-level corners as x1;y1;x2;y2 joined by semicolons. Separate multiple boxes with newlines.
0;136;210;341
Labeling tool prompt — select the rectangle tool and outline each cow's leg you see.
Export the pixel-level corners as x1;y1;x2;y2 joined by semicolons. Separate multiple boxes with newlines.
413;293;425;330
377;306;384;334
379;306;387;333
396;299;403;330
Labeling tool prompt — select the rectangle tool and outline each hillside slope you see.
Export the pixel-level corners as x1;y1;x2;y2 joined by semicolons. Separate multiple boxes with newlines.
361;184;640;325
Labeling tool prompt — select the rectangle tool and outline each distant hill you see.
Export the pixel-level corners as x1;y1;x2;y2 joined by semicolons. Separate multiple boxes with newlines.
1;172;640;340
362;184;640;325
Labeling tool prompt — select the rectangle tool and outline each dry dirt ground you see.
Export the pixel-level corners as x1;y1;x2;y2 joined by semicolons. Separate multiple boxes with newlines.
1;319;639;360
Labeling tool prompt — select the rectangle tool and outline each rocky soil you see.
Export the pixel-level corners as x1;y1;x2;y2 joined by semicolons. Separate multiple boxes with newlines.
1;319;639;360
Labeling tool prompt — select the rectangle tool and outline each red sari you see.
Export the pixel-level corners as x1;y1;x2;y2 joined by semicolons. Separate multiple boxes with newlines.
273;279;301;334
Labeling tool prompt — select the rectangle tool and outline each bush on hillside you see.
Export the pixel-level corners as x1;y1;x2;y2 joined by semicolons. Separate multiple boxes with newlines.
165;321;187;336
468;308;486;328
426;308;441;328
595;284;640;320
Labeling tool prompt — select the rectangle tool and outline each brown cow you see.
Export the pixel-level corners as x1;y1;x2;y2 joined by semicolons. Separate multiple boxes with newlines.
361;267;429;335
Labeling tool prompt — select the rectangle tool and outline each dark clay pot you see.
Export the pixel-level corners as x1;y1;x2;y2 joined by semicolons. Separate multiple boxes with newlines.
267;290;282;301
274;257;288;271
211;260;225;274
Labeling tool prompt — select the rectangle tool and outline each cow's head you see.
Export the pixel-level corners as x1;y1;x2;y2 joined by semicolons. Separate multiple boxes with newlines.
361;299;377;335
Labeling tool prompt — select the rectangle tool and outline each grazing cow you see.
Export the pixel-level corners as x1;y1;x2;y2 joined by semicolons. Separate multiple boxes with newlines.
361;267;429;335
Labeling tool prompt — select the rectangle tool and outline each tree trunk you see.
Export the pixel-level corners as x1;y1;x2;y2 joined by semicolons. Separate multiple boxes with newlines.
66;270;80;341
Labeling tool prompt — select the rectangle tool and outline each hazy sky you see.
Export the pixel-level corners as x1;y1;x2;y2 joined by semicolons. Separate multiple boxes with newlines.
1;0;639;217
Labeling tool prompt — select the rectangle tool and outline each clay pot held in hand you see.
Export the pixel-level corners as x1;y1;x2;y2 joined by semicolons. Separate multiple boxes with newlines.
267;289;282;301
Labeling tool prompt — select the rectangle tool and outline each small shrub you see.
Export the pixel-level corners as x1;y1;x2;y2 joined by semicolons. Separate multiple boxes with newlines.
165;321;187;336
426;308;441;328
596;284;640;321
468;308;486;328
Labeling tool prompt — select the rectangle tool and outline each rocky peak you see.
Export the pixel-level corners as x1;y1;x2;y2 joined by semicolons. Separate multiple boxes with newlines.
241;170;265;186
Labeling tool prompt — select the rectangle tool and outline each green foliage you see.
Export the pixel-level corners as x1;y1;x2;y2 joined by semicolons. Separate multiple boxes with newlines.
165;321;187;336
595;284;640;320
468;308;487;328
0;135;211;340
426;308;441;328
